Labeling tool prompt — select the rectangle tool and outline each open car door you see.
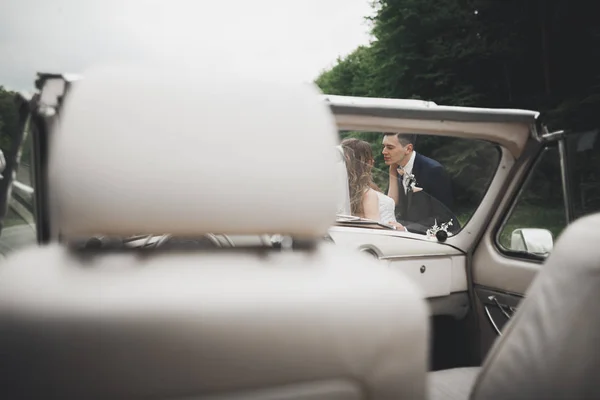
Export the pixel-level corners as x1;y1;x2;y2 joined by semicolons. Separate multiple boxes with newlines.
471;127;600;358
0;74;77;257
0;90;38;259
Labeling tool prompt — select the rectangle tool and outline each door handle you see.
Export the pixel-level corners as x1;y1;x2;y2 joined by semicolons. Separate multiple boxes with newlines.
484;305;503;336
484;295;518;336
488;295;515;319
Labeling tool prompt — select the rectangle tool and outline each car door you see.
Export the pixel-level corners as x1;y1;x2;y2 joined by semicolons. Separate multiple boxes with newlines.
471;128;600;360
0;94;39;259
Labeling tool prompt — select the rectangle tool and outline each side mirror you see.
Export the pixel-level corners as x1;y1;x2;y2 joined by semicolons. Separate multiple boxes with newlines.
510;228;554;256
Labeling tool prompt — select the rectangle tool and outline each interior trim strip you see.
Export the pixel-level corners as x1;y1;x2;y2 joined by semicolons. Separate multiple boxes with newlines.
379;253;456;260
484;305;503;336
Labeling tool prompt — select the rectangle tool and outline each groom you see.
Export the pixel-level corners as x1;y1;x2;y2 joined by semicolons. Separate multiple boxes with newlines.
383;133;456;234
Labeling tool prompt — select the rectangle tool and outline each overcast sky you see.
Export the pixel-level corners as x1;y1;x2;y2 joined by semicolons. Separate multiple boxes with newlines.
0;0;374;90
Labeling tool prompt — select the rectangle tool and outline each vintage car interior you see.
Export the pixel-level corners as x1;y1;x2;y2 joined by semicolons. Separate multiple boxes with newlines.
0;65;599;399
0;65;430;399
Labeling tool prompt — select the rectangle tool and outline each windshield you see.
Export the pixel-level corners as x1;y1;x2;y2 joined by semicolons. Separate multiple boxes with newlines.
335;131;501;236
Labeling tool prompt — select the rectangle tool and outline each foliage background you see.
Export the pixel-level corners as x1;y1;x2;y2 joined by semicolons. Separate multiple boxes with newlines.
317;0;600;238
0;87;18;155
1;0;599;241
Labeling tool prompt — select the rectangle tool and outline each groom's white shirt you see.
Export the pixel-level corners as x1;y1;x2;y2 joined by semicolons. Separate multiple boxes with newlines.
399;151;417;193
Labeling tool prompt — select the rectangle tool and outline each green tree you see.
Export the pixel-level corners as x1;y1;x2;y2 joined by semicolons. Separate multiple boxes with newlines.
368;0;485;105
316;0;600;215
315;46;377;97
0;87;19;154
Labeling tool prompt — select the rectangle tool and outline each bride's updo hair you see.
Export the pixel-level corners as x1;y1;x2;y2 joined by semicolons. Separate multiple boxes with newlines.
341;138;377;217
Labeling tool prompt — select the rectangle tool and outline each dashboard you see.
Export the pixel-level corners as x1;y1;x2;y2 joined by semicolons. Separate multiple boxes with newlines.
63;229;470;319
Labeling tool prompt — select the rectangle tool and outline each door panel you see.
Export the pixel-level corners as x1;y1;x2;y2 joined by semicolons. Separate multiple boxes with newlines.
471;236;537;359
470;130;600;360
471;142;545;295
473;237;540;294
474;286;523;353
476;287;522;332
470;139;552;359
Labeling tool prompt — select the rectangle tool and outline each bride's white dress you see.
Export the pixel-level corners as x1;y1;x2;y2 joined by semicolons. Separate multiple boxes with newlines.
375;191;397;224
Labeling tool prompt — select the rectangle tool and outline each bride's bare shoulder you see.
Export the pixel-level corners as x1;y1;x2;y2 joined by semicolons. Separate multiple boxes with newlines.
371;189;393;202
364;188;379;199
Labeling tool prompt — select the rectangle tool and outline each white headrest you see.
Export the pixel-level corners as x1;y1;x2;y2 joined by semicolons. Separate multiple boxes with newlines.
49;65;340;238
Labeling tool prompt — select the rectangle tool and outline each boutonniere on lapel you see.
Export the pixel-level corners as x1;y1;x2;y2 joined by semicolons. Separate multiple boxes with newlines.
406;173;420;193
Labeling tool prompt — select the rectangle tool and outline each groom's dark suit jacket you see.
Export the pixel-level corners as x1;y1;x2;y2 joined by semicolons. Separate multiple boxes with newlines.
395;153;458;234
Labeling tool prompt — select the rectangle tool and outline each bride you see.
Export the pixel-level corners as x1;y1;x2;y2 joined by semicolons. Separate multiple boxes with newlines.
340;138;405;229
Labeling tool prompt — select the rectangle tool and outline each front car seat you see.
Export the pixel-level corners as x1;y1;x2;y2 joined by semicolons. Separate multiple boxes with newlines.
430;212;600;400
0;64;430;400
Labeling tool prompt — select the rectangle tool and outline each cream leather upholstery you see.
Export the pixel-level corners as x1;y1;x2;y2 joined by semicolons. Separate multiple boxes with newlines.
48;65;339;238
0;243;428;400
430;212;600;400
0;65;429;400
